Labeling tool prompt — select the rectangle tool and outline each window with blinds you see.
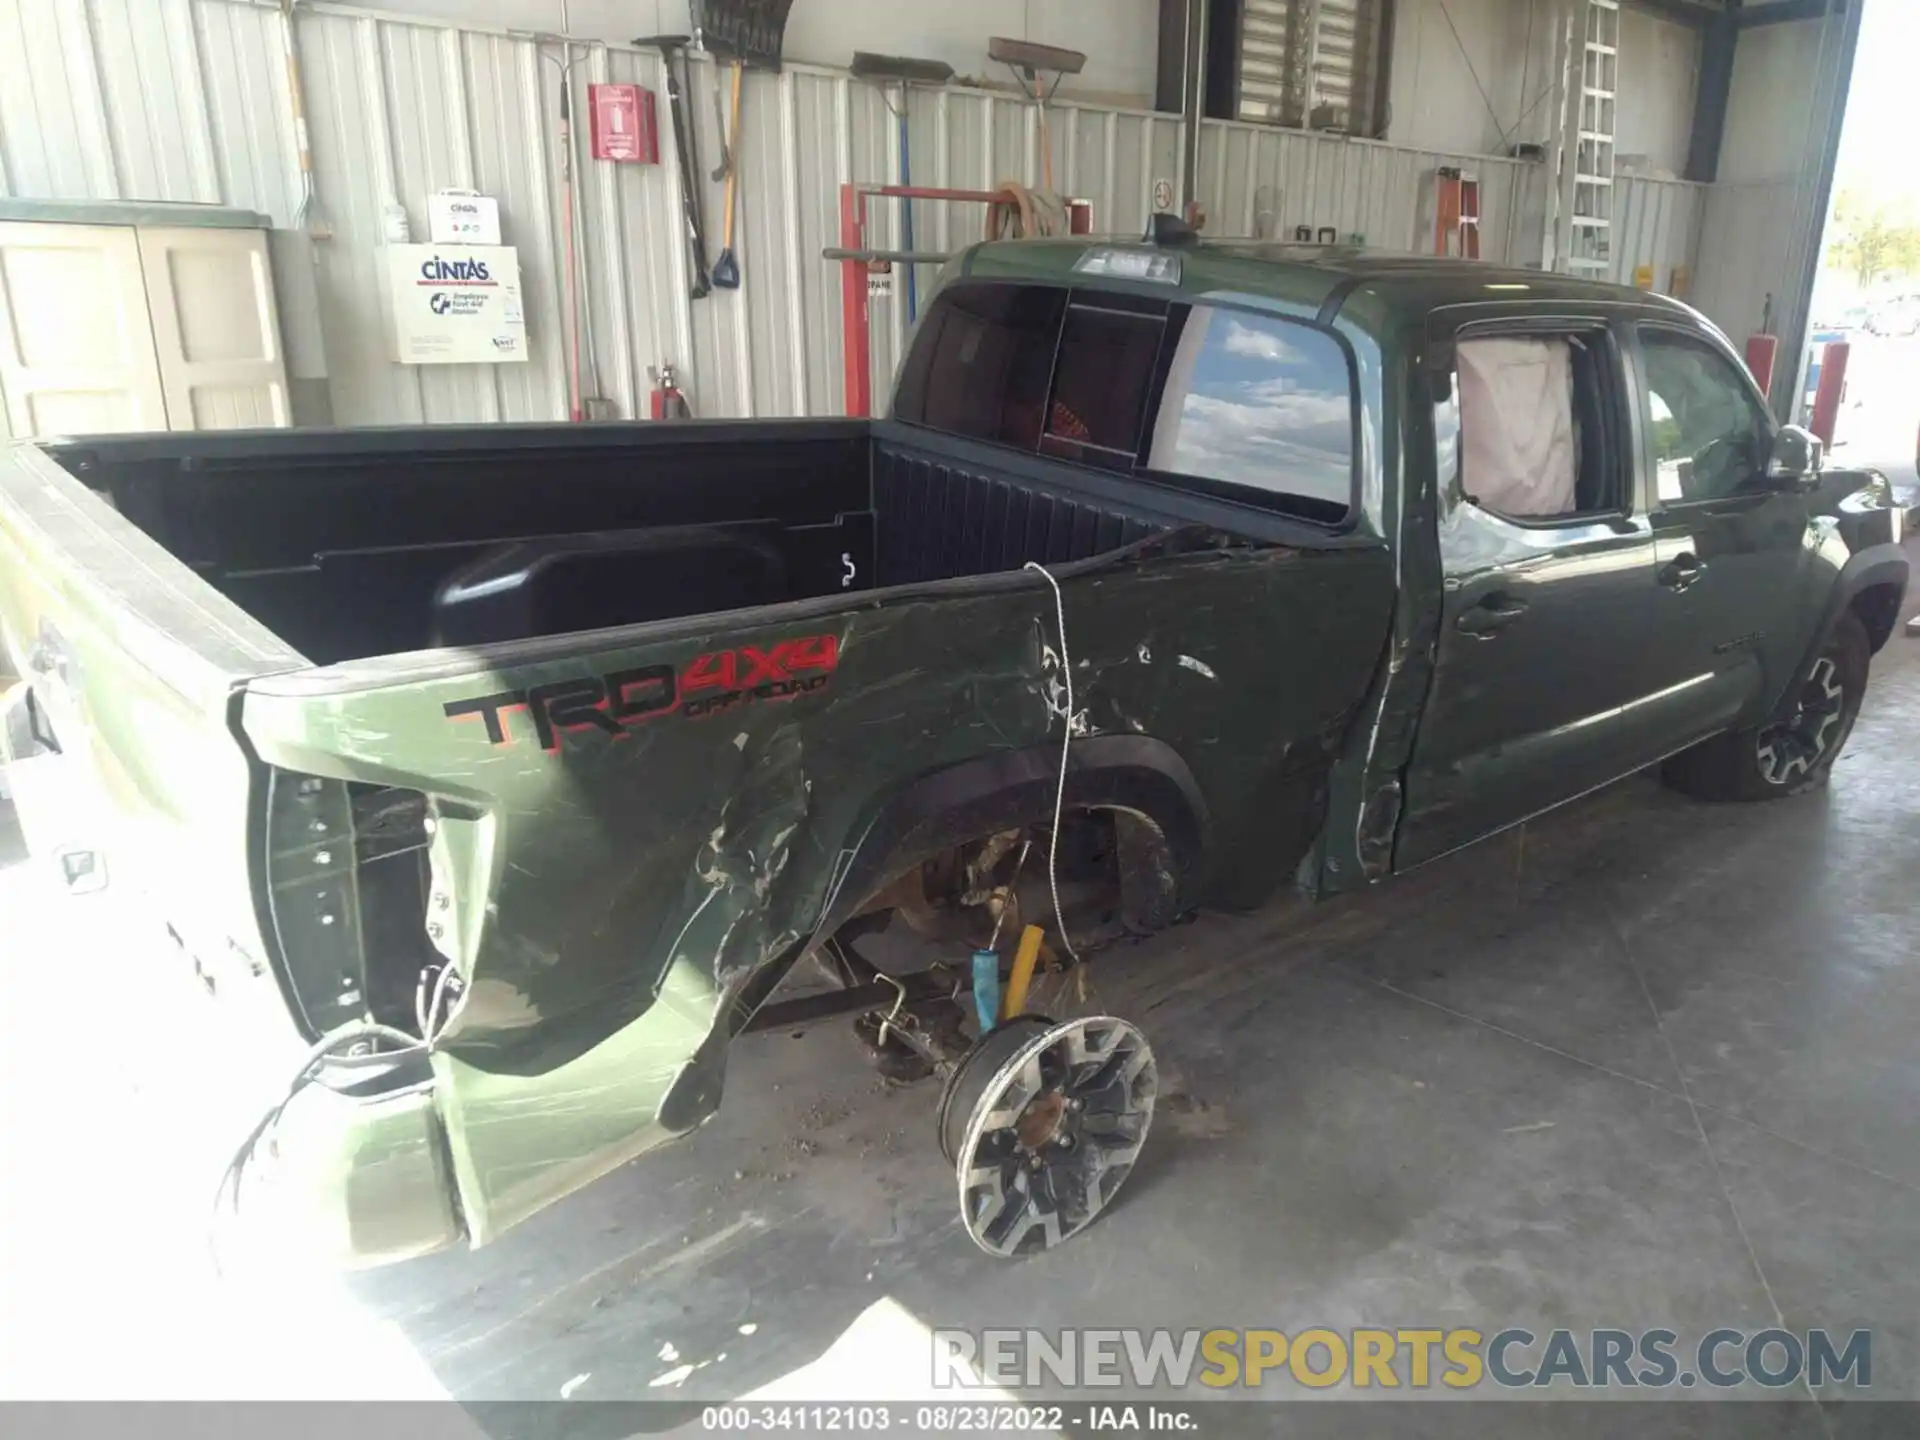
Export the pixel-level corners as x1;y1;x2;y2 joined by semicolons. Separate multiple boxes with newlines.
1236;0;1386;135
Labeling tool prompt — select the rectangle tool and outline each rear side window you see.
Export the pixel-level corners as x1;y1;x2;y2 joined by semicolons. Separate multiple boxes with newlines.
1144;309;1354;518
894;280;1357;522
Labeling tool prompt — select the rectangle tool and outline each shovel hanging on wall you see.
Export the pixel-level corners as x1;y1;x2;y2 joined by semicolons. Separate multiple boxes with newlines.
711;60;745;289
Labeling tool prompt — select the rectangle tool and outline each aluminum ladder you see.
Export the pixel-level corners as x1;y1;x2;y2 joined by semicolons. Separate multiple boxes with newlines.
1562;0;1618;274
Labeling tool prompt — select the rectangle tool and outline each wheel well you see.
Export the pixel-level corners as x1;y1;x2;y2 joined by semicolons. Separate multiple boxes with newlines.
1849;583;1904;653
808;737;1208;949
838;803;1177;945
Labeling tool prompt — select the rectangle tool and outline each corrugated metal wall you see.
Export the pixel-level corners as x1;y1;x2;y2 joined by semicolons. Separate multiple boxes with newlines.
1698;10;1858;415
1191;117;1545;264
1;0;1709;432
1689;180;1795;346
1183;125;1703;291
0;0;1189;426
1609;175;1704;293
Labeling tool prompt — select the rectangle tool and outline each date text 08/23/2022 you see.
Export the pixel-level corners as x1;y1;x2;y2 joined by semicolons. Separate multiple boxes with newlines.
700;1404;1194;1432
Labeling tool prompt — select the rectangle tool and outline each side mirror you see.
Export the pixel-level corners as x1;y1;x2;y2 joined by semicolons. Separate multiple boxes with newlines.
1768;425;1823;488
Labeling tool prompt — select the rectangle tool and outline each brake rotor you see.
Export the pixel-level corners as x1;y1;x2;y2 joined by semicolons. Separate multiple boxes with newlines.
944;1015;1157;1257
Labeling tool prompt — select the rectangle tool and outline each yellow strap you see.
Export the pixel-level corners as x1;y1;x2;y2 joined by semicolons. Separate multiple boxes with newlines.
1002;924;1046;1020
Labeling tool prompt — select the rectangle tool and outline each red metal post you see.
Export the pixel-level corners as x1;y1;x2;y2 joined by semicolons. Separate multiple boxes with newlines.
840;183;872;419
834;184;1095;418
1744;333;1779;393
1810;340;1850;447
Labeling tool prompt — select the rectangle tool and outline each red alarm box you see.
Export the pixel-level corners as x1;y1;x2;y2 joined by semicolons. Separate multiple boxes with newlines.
590;83;658;164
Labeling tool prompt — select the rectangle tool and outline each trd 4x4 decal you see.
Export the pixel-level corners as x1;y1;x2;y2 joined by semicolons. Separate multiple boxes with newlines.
444;634;840;752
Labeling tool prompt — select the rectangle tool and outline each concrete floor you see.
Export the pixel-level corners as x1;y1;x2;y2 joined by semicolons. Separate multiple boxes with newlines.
2;353;1917;1429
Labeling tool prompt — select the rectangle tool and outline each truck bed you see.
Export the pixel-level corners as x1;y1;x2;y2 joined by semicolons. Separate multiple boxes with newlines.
4;413;1397;1264
53;421;1175;665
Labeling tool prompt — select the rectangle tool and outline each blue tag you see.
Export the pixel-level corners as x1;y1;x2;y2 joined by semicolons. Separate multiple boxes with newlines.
971;949;1001;1033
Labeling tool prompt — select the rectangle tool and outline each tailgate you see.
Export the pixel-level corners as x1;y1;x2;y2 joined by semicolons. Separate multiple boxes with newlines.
0;441;303;988
0;440;466;1266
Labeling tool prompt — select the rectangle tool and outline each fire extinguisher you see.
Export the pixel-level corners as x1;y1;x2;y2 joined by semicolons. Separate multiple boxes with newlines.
648;362;691;420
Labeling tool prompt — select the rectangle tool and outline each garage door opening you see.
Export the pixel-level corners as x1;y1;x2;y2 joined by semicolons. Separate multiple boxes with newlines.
1802;0;1918;487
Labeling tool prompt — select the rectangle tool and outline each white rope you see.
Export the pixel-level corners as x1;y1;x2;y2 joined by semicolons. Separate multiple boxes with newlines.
1024;561;1081;968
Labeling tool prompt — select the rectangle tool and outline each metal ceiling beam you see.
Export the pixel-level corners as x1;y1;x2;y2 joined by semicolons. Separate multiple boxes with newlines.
1739;1;1841;28
1685;1;1740;179
1621;0;1727;29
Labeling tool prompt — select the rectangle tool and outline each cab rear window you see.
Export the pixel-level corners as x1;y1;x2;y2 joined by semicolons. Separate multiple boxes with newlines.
890;283;1064;451
892;279;1356;523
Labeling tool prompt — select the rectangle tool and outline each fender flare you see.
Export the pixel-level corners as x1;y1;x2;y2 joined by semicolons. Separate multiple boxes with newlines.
1796;543;1909;681
812;734;1210;953
1834;544;1910;647
1767;543;1908;718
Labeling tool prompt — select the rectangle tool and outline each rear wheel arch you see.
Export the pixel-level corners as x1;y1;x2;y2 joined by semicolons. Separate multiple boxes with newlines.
808;735;1210;950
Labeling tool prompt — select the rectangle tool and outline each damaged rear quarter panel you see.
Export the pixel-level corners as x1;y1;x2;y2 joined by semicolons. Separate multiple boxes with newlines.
239;541;1392;1242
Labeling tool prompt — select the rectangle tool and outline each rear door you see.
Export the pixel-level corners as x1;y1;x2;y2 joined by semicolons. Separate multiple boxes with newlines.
1398;310;1677;869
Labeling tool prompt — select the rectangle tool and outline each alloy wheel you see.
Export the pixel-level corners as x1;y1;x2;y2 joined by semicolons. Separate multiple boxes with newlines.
1756;657;1846;785
952;1015;1157;1257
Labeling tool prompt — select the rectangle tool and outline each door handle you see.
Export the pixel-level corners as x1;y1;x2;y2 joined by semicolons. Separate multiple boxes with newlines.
1659;553;1707;592
1456;593;1529;637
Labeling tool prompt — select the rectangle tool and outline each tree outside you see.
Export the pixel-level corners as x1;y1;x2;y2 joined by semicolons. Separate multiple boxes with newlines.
1827;190;1920;291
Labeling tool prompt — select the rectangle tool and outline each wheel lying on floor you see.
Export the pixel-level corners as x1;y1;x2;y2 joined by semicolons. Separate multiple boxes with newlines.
938;1014;1158;1257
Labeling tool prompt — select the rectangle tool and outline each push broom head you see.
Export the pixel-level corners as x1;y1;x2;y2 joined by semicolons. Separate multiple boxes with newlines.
850;51;957;85
987;38;1087;77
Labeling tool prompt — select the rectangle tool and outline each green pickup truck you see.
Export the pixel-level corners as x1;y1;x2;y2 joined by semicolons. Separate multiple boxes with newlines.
0;233;1907;1267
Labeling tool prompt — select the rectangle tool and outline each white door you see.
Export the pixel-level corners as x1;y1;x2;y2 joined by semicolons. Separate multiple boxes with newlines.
137;227;290;430
0;222;168;437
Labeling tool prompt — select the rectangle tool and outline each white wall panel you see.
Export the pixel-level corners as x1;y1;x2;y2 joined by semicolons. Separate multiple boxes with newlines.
0;0;121;197
1692;179;1795;344
348;0;1163;107
293;8;568;426
190;0;302;224
1614;8;1699;179
1699;11;1856;410
1609;175;1703;293
0;0;1722;432
1386;0;1561;157
1719;17;1821;184
1387;1;1698;177
1194;118;1549;267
